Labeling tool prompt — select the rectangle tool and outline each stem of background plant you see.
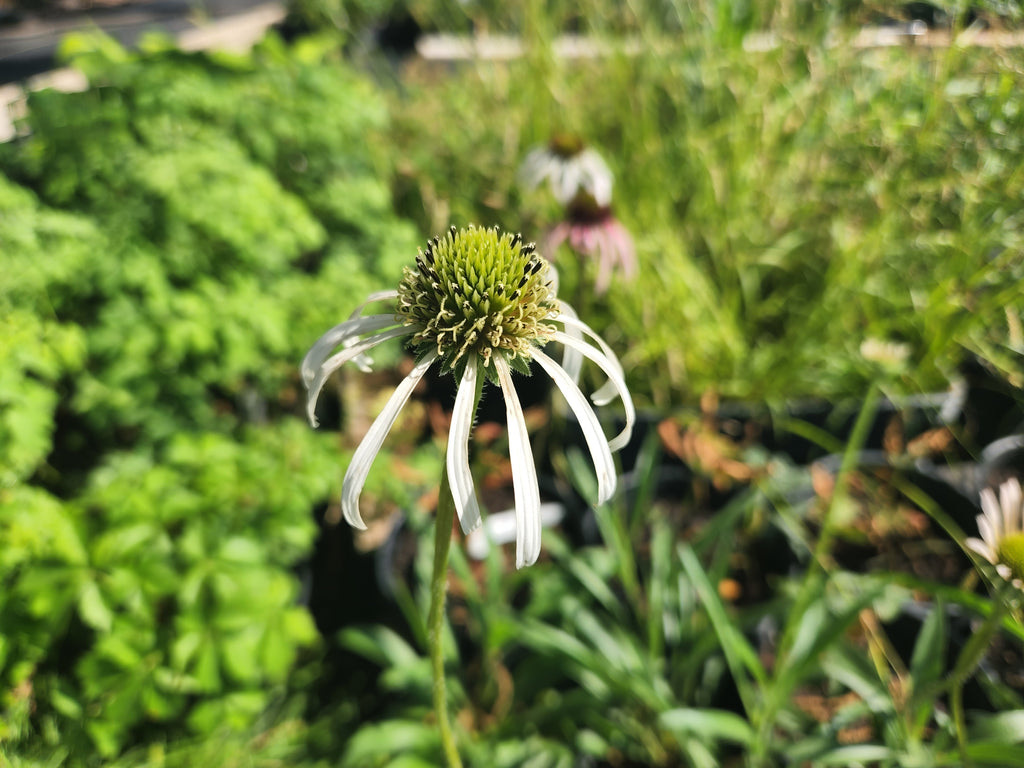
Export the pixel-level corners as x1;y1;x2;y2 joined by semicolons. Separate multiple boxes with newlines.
947;581;1012;768
780;384;880;651
429;466;464;768
753;384;880;762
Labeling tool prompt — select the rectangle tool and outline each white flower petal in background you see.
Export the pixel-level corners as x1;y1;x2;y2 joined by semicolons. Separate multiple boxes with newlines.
520;144;614;207
466;503;566;560
966;476;1024;590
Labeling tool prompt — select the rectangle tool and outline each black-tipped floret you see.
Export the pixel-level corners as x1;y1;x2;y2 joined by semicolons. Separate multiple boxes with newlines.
395;225;557;374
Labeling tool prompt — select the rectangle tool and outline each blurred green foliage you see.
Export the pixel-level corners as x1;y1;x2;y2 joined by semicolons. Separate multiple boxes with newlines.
290;0;1023;41
0;30;418;765
385;19;1024;405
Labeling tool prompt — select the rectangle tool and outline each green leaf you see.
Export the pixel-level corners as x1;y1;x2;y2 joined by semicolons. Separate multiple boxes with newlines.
970;710;1024;744
811;745;892;765
338;625;422;669
77;580;113;633
342;720;440;765
966;743;1024;767
678;543;767;701
909;598;946;723
659;707;755;746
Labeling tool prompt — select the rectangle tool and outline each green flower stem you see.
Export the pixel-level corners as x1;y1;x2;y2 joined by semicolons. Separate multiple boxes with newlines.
429;465;464;768
947;584;1012;768
429;375;483;768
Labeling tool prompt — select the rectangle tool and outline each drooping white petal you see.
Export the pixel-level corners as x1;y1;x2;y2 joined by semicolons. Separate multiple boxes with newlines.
306;326;414;427
343;291;402;371
1001;478;1022;538
555;308;625;405
448;362;482;534
301;314;399;386
465;503;565;560
980;487;1003;541
977;511;996;550
532;348;617;506
553;298;583;384
495;357;542;569
966;536;997;563
551;329;634;452
341;352;438;530
347;290;400;320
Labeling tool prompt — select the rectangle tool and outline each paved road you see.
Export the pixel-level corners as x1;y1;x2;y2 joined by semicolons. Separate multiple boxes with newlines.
0;0;284;83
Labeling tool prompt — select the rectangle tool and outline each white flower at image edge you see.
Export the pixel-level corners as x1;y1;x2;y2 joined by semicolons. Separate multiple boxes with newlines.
302;225;635;569
966;477;1024;591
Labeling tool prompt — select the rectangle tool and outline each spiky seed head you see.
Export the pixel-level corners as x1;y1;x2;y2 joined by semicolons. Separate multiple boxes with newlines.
396;225;557;380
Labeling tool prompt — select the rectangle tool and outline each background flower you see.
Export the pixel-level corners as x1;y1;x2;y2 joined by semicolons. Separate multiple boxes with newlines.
966;476;1024;590
519;135;614;208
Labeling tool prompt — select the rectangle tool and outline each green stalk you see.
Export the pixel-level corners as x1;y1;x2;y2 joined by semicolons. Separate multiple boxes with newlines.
429;373;484;768
429;467;464;768
752;385;880;764
946;583;1011;768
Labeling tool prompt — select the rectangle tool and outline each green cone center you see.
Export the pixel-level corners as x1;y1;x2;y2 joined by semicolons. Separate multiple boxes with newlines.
396;225;557;375
997;532;1024;585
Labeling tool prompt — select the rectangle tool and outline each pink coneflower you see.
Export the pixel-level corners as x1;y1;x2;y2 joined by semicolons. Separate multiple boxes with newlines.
545;193;637;295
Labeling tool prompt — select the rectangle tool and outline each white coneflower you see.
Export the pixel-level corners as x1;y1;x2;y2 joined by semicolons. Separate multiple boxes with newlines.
519;134;614;208
302;225;634;569
966;477;1024;591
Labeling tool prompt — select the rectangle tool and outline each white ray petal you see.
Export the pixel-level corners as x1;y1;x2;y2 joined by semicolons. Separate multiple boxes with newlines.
1001;478;1022;537
980;487;1003;541
301;314;399;386
554;299;583;384
306;326;414;427
448;362;482;534
347;290;400;320
495;357;542;569
555;309;624;373
551;330;634;452
965;537;996;563
344;294;402;372
341;352;438;529
977;511;996;550
554;308;627;405
532;348;617;505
